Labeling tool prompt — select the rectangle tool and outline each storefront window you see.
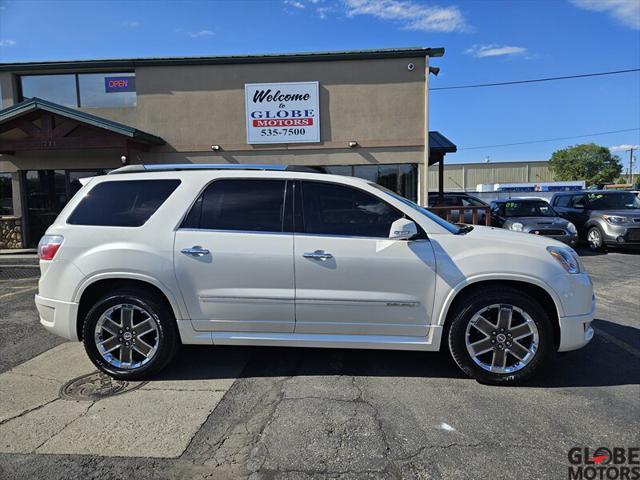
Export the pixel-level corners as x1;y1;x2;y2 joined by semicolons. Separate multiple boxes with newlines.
23;169;109;246
20;73;136;108
20;75;77;107
0;173;13;216
316;164;418;202
78;73;136;107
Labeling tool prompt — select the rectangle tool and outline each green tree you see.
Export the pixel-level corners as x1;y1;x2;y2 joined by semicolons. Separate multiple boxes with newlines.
548;143;622;187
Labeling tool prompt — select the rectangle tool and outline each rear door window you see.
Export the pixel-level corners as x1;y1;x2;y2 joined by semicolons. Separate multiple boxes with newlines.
67;179;180;226
181;179;287;233
554;196;571;207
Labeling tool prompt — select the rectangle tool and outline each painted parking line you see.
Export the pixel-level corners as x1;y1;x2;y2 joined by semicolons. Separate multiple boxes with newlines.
0;285;38;300
0;342;247;458
594;327;640;359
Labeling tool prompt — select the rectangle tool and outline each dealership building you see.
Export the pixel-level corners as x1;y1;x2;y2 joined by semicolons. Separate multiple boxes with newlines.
0;47;459;249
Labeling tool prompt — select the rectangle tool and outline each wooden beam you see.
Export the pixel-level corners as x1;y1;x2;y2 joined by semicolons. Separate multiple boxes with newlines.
52;119;81;138
0;135;129;150
16;120;43;138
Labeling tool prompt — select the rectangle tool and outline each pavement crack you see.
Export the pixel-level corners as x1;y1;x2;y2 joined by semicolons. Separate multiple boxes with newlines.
0;397;58;426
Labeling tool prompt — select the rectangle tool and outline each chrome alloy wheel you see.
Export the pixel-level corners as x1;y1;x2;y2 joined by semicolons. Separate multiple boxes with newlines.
587;228;601;250
94;304;159;370
465;304;539;374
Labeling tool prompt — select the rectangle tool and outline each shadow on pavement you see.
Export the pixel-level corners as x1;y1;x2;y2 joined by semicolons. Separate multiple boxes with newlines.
153;317;639;389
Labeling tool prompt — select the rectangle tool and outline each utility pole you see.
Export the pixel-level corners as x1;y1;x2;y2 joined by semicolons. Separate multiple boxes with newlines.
630;148;635;186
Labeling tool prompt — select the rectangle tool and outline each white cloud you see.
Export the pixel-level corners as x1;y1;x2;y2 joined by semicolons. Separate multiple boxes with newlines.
187;29;214;38
284;0;306;8
609;144;640;152
119;20;140;28
465;44;527;58
570;0;640;30
0;39;16;47
344;0;467;32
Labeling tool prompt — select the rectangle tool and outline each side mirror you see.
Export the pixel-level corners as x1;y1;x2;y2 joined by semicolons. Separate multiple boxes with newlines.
389;218;418;240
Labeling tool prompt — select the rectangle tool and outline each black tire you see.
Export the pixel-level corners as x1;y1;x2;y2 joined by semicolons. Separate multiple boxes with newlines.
587;226;607;252
82;289;179;380
447;287;554;385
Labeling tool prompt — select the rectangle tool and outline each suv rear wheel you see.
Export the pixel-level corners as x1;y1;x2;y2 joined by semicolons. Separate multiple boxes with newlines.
82;289;179;380
447;287;554;385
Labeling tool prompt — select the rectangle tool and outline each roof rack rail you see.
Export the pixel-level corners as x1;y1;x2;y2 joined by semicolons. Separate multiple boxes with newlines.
108;163;325;175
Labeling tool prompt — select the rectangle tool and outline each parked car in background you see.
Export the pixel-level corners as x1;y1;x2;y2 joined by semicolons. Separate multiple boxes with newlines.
490;198;578;246
551;190;640;251
36;164;595;386
428;192;489;224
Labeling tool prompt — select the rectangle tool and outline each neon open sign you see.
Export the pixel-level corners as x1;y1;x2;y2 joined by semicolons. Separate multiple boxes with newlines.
104;76;136;93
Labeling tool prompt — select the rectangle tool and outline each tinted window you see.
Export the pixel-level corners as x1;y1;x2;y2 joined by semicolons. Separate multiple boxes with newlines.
68;180;180;226
301;181;402;237
21;75;77;107
0;173;13;216
79;73;136;108
586;192;640;210
182;179;286;232
461;196;486;207
554;195;571;207
570;195;587;208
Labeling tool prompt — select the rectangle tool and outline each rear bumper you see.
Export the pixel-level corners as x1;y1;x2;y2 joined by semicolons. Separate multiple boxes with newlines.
557;296;596;352
35;294;79;341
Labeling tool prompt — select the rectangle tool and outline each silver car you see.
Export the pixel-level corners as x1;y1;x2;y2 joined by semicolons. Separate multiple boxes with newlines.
491;198;578;246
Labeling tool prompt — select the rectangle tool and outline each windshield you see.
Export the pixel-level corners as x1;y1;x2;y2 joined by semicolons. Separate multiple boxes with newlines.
587;192;640;210
502;200;557;217
370;184;461;234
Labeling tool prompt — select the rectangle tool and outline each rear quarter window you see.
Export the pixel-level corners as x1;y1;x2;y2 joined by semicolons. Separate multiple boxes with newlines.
67;179;181;227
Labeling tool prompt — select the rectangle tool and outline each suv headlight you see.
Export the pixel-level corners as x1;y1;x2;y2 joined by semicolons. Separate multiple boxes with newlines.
547;246;581;274
566;222;577;234
509;222;524;232
603;215;628;224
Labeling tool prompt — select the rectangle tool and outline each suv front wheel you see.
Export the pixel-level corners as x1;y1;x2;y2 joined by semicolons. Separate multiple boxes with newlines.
447;287;554;385
82;289;179;380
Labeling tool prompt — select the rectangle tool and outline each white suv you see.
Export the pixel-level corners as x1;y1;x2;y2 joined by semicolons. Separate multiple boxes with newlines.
36;164;595;385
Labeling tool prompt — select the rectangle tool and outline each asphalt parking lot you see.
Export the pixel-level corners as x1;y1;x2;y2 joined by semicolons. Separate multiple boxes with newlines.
0;248;638;480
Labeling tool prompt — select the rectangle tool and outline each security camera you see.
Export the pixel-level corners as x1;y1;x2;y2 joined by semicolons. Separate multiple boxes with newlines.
407;63;415;71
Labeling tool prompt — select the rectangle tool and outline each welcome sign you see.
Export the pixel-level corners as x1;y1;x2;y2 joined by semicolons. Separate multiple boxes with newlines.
245;81;320;144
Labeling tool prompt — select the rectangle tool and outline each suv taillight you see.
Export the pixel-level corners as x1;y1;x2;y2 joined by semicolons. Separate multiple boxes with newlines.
38;235;64;261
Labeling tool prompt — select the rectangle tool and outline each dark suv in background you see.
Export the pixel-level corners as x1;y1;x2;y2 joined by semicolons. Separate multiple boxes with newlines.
551;190;640;251
428;192;489;224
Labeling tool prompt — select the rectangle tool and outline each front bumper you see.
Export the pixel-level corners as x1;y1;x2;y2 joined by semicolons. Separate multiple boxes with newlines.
35;294;79;341
557;294;596;352
601;224;640;245
547;233;578;246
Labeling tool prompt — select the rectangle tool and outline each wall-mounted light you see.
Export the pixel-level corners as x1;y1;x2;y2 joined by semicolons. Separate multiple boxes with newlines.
429;66;440;76
211;144;221;151
348;141;359;148
120;155;128;165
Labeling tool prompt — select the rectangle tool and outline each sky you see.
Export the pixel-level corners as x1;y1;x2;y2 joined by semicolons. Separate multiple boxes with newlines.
0;0;639;169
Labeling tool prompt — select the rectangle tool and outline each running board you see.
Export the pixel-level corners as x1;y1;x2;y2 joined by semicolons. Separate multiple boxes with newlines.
210;329;441;351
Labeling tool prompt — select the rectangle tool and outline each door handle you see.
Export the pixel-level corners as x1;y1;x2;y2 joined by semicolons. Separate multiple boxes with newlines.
303;250;333;261
181;246;210;257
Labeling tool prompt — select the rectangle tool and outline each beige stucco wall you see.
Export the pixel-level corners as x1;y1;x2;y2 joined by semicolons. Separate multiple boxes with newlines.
1;56;427;167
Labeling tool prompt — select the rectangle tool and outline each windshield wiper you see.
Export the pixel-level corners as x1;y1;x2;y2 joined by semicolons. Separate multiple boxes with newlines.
456;225;474;235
